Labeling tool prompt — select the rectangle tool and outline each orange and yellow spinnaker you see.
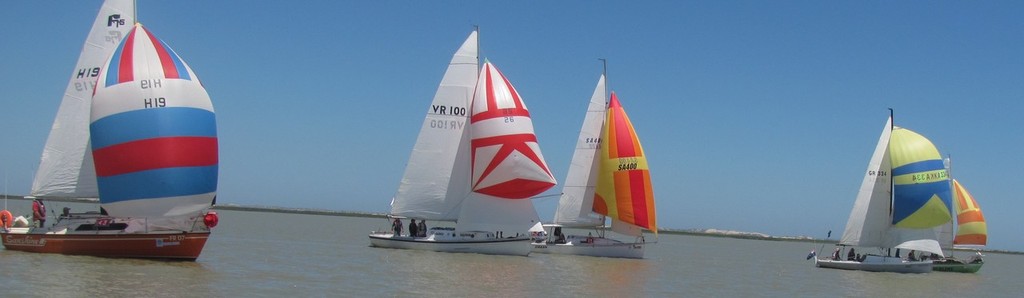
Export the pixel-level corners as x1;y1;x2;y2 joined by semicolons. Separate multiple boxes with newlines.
952;179;987;246
593;92;656;233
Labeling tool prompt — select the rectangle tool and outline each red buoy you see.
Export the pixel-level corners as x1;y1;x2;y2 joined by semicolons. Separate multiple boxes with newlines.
203;211;219;228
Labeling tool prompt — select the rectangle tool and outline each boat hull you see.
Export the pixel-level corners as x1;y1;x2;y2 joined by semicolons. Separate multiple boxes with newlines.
933;258;984;273
368;232;531;256
530;236;644;259
1;229;209;261
815;255;933;273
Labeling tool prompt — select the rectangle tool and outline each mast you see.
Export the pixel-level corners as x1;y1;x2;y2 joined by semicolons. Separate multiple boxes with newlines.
474;25;481;75
945;154;956;250
888;108;894;217
597;58;608;238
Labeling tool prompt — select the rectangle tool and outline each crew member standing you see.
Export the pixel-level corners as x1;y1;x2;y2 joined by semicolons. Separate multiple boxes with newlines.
32;198;47;228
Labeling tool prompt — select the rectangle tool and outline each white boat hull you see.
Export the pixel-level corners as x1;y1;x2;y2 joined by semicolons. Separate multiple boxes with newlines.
530;236;644;259
368;229;531;256
815;255;933;273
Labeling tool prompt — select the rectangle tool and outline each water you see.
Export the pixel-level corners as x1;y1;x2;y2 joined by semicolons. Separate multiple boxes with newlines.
2;200;1022;297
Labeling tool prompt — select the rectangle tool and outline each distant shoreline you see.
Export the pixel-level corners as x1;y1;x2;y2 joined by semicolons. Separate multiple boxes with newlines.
5;194;1020;255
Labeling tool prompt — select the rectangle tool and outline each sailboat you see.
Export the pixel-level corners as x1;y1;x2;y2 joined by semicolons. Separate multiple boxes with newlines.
815;110;953;273
368;30;556;256
933;178;987;272
1;0;219;260
532;72;656;259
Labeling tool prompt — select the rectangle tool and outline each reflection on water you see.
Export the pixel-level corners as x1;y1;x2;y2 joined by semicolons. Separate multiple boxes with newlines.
2;203;1023;296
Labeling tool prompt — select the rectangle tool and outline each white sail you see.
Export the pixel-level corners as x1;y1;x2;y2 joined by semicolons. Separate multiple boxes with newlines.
839;116;893;247
31;0;135;198
390;31;478;221
458;192;542;234
611;218;644;237
552;74;606;227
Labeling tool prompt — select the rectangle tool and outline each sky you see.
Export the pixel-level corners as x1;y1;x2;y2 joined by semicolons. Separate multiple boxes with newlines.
1;1;1022;251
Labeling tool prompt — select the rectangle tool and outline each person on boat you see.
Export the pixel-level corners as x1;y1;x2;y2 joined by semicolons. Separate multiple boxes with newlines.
908;250;917;261
392;218;403;237
409;219;419;238
847;248;856;261
0;210;10;230
418;220;427;237
32;198;46;228
832;247;841;260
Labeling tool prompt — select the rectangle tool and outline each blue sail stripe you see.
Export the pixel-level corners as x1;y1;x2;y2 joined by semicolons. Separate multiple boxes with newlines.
96;165;218;204
91;107;216;149
104;33;131;87
157;38;192;81
892;181;952;224
891;159;946;176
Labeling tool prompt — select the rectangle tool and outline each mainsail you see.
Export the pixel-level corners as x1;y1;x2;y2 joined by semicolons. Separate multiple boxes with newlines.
90;23;218;217
390;31;478;221
951;179;987;246
31;0;135;198
593;92;656;236
552;74;606;227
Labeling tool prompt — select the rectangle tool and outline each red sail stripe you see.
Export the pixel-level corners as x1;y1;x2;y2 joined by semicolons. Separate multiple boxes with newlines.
593;194;609;215
485;66;498;112
143;27;180;79
471;64;532;122
118;28;137;83
629;171;651;229
471;108;531;123
93;137;218;177
473;178;555;199
610;94;639;158
471;134;553;191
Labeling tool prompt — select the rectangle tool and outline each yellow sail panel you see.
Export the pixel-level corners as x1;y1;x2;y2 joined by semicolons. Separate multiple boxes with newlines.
593;92;656;233
952;179;987;245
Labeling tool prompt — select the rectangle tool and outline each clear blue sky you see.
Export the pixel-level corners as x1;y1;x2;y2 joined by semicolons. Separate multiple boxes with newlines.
2;1;1022;251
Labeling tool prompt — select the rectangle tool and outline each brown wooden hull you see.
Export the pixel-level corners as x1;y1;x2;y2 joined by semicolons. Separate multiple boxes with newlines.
1;231;210;261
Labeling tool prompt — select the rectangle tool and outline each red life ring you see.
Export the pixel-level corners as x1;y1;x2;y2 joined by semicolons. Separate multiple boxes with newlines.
0;210;12;229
